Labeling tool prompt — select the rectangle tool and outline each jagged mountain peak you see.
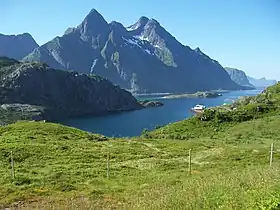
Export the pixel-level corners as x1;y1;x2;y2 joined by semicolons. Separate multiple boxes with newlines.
77;8;108;38
63;9;108;37
138;16;149;24
23;10;247;93
86;8;105;20
146;18;160;27
127;16;160;32
81;8;107;27
127;16;149;31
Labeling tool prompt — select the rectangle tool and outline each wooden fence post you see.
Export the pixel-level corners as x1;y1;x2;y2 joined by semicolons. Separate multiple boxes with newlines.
189;149;192;175
106;152;110;178
270;143;274;167
11;151;15;179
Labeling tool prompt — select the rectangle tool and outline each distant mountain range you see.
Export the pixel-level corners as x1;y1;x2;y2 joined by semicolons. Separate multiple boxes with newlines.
20;9;246;93
225;67;277;88
0;33;38;60
247;76;277;88
225;67;255;88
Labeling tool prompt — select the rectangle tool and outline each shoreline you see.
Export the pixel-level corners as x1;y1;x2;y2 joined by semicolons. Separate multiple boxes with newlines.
131;89;230;97
54;88;263;138
162;91;222;99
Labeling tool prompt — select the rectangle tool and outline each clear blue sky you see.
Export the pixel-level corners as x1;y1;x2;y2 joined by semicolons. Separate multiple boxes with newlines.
1;0;280;79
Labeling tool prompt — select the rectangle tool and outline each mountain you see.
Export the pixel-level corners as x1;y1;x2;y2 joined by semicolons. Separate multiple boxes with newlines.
0;57;142;122
0;33;38;60
225;67;254;88
23;9;246;93
247;76;277;88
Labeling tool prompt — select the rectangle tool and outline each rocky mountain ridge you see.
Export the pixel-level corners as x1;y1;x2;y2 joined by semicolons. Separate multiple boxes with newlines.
225;67;255;88
247;76;277;88
0;57;142;123
0;33;38;60
23;9;246;93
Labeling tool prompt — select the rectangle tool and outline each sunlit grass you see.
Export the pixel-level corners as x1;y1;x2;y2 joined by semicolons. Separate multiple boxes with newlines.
1;83;280;209
1;116;280;209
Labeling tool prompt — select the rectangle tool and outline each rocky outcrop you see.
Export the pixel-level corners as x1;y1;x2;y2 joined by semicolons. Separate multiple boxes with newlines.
0;103;45;124
139;100;164;108
0;57;142;122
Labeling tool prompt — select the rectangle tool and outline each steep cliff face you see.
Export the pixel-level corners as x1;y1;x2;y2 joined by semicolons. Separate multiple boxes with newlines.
225;67;255;88
23;9;245;93
0;57;142;122
0;33;38;60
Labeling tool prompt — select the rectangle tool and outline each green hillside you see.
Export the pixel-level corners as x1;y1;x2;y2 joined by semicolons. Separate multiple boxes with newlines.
0;83;280;209
149;83;280;140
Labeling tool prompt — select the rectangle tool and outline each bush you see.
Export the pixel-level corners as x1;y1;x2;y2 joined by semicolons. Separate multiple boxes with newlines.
214;111;232;123
199;100;277;125
142;128;151;138
199;109;216;121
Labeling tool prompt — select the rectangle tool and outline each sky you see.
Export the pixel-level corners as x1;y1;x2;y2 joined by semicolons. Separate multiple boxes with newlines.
1;0;280;79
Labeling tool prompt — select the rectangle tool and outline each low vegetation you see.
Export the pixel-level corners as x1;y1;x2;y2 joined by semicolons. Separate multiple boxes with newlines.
0;83;280;209
150;83;280;140
162;91;221;99
0;56;19;68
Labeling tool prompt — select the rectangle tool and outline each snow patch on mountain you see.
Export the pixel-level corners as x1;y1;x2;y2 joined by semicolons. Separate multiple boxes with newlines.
126;23;140;31
126;26;135;31
90;59;98;73
154;44;162;49
134;35;150;42
122;37;143;48
122;36;154;56
133;34;164;51
144;49;152;55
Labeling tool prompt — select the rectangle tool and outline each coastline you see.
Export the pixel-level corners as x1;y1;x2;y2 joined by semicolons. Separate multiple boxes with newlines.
162;91;222;99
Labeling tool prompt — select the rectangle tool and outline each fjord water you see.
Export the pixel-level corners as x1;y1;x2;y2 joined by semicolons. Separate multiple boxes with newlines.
60;89;263;137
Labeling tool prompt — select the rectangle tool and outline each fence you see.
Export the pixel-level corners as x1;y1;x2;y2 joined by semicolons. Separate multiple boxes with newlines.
7;142;277;180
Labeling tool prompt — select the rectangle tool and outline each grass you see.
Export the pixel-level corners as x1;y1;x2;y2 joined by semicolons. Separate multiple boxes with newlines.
1;116;280;209
149;83;280;141
0;83;280;209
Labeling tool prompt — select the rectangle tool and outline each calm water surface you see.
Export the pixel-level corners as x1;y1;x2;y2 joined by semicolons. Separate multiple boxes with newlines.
59;89;263;137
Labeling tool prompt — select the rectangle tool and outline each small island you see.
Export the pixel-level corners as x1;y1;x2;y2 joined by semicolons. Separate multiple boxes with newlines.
162;91;222;99
139;100;164;108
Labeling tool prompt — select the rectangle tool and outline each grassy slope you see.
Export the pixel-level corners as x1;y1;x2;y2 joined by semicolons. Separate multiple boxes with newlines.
0;83;280;209
0;118;280;209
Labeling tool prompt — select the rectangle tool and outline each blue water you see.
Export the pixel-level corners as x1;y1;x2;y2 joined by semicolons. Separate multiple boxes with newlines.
59;89;263;137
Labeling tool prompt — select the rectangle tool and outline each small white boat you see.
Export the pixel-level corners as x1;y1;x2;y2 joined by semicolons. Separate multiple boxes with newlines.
191;104;206;113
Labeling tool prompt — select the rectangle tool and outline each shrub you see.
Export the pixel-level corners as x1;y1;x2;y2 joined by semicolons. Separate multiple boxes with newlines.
214;111;232;123
199;109;216;121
